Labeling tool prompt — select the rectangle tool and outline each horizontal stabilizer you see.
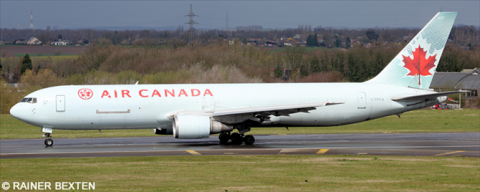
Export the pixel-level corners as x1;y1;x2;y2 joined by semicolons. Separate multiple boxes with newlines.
391;91;467;101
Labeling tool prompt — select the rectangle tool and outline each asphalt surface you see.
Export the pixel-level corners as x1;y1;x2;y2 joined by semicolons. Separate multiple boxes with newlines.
1;132;479;159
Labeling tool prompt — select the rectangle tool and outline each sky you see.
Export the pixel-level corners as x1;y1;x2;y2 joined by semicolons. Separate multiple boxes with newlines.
1;1;479;30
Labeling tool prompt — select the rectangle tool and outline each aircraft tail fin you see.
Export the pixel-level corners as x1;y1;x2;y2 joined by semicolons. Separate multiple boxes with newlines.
366;12;457;90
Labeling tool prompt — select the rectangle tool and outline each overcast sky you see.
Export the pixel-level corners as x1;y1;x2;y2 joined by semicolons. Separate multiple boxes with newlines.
1;1;479;30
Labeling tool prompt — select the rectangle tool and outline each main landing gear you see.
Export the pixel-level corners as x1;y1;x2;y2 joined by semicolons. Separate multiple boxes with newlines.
43;133;53;147
218;124;255;145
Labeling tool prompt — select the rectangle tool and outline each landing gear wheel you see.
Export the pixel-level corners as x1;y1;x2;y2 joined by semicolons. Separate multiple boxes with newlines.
230;133;243;145
219;132;230;144
44;138;53;146
244;135;255;145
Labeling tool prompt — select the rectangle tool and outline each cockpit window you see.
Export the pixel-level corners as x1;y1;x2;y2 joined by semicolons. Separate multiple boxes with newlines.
20;97;37;103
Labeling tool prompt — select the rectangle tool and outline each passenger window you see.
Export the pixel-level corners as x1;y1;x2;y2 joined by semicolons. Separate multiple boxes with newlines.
32;98;37;103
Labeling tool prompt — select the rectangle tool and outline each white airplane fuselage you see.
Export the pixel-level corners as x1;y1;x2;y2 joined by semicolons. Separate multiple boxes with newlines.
10;83;442;131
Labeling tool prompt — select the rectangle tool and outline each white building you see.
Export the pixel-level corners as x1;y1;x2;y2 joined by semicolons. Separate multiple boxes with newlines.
51;39;68;46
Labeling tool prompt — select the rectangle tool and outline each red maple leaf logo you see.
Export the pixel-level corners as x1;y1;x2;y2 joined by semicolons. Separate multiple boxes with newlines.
402;45;437;85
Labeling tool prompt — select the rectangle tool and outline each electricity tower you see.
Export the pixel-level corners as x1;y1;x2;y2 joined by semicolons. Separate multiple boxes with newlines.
30;10;34;32
185;4;198;42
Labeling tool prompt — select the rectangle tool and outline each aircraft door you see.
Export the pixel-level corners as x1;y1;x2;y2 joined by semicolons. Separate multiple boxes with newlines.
357;92;366;109
56;95;65;112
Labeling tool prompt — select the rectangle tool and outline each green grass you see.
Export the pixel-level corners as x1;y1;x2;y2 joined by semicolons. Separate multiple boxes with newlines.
30;55;79;63
1;155;478;191
1;109;479;139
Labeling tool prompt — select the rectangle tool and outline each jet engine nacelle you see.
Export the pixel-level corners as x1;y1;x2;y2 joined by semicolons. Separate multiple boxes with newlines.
173;115;233;139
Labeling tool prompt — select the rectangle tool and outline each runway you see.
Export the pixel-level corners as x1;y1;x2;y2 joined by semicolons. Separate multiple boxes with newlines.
1;132;479;159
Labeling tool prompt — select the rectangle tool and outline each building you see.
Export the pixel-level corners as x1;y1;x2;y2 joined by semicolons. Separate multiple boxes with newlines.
430;68;480;108
51;39;68;46
27;37;42;45
15;39;26;44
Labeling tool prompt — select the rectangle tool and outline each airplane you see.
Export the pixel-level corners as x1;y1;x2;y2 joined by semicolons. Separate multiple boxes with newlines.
10;12;462;147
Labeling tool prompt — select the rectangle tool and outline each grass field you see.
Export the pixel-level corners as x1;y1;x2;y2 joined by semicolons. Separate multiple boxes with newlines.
1;155;478;191
30;55;80;63
1;109;478;139
0;45;86;57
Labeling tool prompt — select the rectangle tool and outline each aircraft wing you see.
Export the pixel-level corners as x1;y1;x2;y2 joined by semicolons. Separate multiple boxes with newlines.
169;102;343;124
391;91;467;101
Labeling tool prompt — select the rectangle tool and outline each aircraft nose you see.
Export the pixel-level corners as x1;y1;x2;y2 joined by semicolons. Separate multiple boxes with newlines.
10;104;23;120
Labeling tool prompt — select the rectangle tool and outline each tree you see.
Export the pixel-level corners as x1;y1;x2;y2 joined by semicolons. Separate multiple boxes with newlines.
335;35;341;48
366;29;379;41
308;56;321;73
38;33;47;44
300;64;309;77
242;37;247;45
20;54;32;75
58;34;62;39
274;64;283;78
306;34;313;46
345;37;351;49
283;47;306;80
306;34;318;47
36;64;41;73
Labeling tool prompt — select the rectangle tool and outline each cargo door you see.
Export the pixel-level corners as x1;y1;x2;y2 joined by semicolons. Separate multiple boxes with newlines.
56;95;65;112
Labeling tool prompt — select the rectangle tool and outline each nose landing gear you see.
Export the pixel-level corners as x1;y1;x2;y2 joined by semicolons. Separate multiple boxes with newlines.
43;133;53;147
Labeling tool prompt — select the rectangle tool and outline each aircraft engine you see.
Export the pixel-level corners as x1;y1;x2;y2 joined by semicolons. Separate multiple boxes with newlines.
173;115;233;139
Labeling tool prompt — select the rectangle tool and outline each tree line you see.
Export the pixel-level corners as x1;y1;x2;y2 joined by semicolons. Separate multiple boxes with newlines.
1;25;477;48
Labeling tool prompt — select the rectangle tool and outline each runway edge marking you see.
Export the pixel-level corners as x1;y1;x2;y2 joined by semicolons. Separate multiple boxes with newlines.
316;149;329;154
186;150;201;155
435;151;465;156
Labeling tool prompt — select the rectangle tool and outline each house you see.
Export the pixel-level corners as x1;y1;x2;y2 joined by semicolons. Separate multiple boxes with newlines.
15;39;26;44
247;38;259;46
51;39;68;46
264;40;277;47
27;37;42;45
430;68;480;108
